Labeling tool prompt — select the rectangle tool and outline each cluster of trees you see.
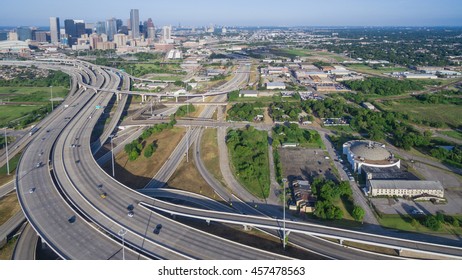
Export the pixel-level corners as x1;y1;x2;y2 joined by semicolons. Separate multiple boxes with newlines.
227;103;264;122
272;123;320;146
0;69;69;88
311;178;352;220
175;104;196;118
124;120;176;161
413;212;460;231
228;90;240;101
133;52;161;61
414;90;462;105
269;102;303;122
211;74;227;81
430;146;462;167
343;78;424;96
226;126;270;198
320;27;459;66
302;98;354;119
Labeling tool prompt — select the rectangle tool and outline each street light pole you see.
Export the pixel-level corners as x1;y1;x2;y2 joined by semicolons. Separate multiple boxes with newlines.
282;178;287;249
110;135;115;177
4;128;9;175
118;228;127;260
186;126;189;163
50;86;54;112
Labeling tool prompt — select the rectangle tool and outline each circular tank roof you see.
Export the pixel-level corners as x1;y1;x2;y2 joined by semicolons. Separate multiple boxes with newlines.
349;141;391;161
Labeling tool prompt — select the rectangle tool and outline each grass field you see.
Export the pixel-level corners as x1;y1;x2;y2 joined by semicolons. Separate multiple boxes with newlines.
440;130;462;141
167;147;223;201
0;105;42;124
378;215;462;235
345;64;408;76
108;127;186;189
379;100;462;127
0;153;21;186
0;236;18;260
200;128;228;188
0;86;68;103
0;192;21;226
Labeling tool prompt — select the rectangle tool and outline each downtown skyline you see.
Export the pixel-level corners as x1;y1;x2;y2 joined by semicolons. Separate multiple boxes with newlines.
1;0;462;27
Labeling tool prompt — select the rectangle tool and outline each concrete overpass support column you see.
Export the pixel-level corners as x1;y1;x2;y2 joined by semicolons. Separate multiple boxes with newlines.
339;239;343;245
142;94;146;103
243;225;251;231
118;93;123;101
175;96;178;103
396;248;403;256
202;96;205;102
206;220;210;226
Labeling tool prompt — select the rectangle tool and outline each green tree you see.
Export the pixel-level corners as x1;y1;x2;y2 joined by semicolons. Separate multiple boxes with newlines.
352;205;365;222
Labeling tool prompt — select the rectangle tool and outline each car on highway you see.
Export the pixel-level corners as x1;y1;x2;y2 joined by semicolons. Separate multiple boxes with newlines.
36;162;41;168
153;224;162;234
127;211;134;217
100;192;107;199
29;188;35;193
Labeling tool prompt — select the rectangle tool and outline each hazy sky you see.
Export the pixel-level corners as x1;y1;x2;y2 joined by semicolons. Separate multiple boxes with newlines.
1;0;461;27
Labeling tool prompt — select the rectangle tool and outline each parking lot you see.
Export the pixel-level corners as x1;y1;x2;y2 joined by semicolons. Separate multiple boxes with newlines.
279;147;338;182
371;188;462;215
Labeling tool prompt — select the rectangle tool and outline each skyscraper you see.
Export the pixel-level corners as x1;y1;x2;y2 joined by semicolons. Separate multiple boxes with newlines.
162;25;171;42
64;19;76;46
130;9;140;39
146;18;155;40
95;21;106;35
105;18;117;41
49;17;60;44
17;27;32;41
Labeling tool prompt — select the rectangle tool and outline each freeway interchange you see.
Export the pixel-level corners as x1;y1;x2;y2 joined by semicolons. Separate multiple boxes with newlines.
5;58;462;260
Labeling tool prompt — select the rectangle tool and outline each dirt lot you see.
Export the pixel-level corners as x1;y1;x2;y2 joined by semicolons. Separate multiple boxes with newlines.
105;127;185;189
167;147;223;201
279;147;337;182
0;192;21;225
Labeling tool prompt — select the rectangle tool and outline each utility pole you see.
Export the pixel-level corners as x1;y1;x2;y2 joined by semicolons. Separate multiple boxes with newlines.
110;135;115;177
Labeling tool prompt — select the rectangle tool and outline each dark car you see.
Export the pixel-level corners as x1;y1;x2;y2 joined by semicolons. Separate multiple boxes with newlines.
153;224;162;234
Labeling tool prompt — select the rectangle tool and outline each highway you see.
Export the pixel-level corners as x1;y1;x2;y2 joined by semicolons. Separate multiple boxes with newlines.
12;223;38;260
15;62;145;260
0;180;15;199
9;58;462;260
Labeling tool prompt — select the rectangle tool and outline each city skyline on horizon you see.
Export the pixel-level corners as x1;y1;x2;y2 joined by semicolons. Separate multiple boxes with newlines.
1;0;461;27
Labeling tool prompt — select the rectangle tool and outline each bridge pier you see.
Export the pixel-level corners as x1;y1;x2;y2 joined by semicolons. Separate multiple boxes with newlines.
396;248;403;256
202;96;205;102
339;239;343;245
118;93;123;101
175;96;178;103
243;225;251;231
141;94;147;103
206;219;210;226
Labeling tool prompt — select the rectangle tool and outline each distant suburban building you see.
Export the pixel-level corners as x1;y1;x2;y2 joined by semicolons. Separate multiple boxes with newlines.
266;82;286;90
343;140;400;174
368;180;444;199
361;102;376;110
404;73;438;79
239;90;259;97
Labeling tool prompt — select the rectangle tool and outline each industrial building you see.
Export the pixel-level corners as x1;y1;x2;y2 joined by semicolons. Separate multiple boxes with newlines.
368;180;444;199
343;140;400;174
